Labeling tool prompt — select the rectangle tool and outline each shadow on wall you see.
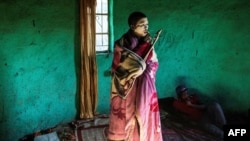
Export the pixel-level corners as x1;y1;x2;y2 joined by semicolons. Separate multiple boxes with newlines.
175;76;188;87
209;83;247;114
210;83;231;107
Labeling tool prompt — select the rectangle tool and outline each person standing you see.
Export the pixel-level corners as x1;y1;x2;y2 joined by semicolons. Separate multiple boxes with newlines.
105;11;163;141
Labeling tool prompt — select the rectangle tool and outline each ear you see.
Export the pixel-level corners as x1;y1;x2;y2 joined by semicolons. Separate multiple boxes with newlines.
130;25;135;30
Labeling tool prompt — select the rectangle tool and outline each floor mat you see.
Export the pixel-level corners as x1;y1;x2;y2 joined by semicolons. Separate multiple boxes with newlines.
73;114;109;141
74;113;222;141
76;126;107;141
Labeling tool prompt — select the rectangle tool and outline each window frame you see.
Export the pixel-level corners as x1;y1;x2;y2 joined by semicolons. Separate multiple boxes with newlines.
95;0;113;55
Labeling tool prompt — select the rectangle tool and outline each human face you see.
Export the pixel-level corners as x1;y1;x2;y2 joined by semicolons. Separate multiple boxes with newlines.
180;90;189;100
132;18;149;37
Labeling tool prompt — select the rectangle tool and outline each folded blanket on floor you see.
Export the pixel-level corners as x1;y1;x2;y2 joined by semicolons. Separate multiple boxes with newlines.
73;114;109;141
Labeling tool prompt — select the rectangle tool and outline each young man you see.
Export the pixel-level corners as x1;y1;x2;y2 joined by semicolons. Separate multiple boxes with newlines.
105;11;163;141
173;85;227;139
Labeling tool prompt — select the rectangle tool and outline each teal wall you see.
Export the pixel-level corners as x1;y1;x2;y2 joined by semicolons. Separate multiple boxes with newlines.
0;0;250;140
0;0;79;140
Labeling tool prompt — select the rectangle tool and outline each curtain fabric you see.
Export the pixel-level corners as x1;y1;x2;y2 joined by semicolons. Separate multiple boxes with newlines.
79;0;98;119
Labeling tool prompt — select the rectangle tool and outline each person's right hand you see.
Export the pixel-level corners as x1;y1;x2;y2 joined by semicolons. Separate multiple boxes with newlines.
143;33;152;43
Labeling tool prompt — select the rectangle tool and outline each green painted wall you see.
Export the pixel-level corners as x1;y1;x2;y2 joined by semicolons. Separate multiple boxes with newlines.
0;0;250;140
0;0;79;140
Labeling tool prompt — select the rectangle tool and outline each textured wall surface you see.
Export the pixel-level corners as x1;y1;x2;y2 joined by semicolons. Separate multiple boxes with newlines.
0;0;250;140
0;0;78;140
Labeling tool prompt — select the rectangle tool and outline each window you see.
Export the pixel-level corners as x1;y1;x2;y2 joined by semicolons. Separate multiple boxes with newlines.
96;0;109;53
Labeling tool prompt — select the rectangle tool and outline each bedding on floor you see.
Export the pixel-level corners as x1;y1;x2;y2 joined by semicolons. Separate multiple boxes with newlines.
72;112;222;141
19;113;223;141
20;97;248;141
160;109;222;141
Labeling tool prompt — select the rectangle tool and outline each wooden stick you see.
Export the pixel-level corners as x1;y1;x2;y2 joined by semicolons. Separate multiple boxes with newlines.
144;29;162;61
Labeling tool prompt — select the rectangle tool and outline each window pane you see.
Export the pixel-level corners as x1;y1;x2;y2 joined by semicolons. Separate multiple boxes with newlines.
96;15;108;33
96;0;108;14
96;0;109;52
96;45;109;51
96;34;109;51
96;34;108;45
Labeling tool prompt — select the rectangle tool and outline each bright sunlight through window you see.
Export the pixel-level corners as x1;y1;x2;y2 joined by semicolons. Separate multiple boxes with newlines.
96;0;109;53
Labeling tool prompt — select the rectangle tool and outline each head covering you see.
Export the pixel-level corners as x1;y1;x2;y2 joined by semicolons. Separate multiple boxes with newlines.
176;85;188;95
128;11;147;26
